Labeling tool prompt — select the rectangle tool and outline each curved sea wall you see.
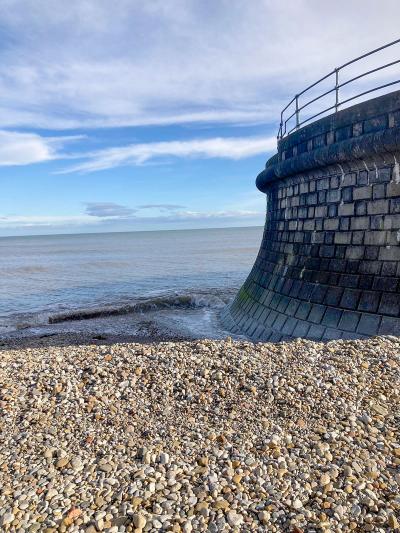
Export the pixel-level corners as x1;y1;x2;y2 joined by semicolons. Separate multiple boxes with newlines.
222;90;400;341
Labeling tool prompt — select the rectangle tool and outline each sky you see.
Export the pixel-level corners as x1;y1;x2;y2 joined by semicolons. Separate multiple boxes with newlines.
1;0;400;236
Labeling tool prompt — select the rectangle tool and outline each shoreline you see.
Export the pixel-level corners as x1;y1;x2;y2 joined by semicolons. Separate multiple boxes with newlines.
0;331;188;351
1;335;399;531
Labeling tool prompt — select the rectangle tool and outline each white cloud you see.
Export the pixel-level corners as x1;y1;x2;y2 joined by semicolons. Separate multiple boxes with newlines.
0;215;97;228
0;208;263;231
0;1;399;130
0;130;82;166
60;135;277;173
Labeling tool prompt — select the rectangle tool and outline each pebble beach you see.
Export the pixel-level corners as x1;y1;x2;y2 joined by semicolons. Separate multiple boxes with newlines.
1;336;400;532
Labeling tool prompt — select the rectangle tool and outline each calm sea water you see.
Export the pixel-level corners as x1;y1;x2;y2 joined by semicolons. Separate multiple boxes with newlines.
0;226;262;340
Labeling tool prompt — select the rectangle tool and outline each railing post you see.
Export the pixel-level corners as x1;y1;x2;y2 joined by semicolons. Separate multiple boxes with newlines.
295;95;300;129
335;68;339;112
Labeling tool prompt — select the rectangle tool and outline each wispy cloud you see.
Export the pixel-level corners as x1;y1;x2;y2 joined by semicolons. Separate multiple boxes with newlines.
0;215;97;228
138;204;186;210
60;135;277;173
0;208;263;231
1;1;399;130
84;202;136;217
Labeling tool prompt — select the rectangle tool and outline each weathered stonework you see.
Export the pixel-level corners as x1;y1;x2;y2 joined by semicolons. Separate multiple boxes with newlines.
222;90;400;341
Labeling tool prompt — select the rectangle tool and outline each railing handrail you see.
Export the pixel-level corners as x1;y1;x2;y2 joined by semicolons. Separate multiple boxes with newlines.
278;38;400;140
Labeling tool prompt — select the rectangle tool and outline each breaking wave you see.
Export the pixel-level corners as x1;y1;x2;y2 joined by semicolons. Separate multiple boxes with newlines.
48;291;230;324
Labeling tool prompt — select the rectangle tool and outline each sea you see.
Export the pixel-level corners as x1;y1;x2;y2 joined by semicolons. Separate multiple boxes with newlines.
0;226;263;342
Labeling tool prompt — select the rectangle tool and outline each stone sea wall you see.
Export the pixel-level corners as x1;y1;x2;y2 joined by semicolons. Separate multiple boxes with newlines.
222;91;400;341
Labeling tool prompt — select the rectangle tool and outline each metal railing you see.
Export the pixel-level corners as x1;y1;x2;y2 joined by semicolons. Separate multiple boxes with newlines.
278;38;400;140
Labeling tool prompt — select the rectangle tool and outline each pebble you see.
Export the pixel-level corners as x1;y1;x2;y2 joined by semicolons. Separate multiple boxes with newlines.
0;336;399;532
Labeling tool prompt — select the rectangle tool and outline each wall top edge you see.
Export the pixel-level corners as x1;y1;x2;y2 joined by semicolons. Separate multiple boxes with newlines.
257;90;400;192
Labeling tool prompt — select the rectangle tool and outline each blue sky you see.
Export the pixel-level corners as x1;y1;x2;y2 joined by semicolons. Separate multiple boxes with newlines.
1;0;400;236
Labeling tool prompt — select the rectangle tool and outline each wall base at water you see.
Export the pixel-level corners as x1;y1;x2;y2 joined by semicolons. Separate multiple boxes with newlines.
222;91;400;341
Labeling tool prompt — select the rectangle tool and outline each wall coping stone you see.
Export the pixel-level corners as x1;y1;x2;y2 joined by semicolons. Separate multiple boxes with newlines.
257;90;400;192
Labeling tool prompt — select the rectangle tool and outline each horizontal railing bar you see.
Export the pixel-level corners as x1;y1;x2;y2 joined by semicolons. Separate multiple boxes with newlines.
339;59;400;89
296;104;337;129
281;96;297;114
286;104;338;136
298;86;336;112
296;70;336;98
284;109;297;126
339;79;400;107
339;37;400;70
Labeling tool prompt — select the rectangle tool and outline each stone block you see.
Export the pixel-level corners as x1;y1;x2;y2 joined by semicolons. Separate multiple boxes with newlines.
295;302;312;320
340;217;351;230
387;182;400;197
338;203;355;217
341;187;353;203
383;212;400;231
378;293;400;316
353;186;372;200
355;201;367;216
357;170;369;185
324;218;340;231
379;316;400;335
307;324;326;340
292;320;310;338
358;291;380;313
330;175;340;188
281;317;298;336
367;199;389;215
308;304;326;324
338;310;361;332
324;287;344;306
327;189;341;203
322;307;342;328
357;313;381;335
339;274;359;288
272;313;287;330
328;204;338;217
372;276;398;292
346;247;364;260
381;262;398;276
390;197;400;214
334;232;351;245
350;216;369;230
340;288;361;310
310;284;327;303
373;183;386;199
352;231;364;245
363;114;387;133
352;121;363;136
379;246;400;261
342;172;357;186
285;298;300;317
364;231;387;246
314;205;327;218
370;215;385;230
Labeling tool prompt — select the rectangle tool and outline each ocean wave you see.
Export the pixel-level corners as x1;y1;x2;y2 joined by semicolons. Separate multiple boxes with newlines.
48;292;229;324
